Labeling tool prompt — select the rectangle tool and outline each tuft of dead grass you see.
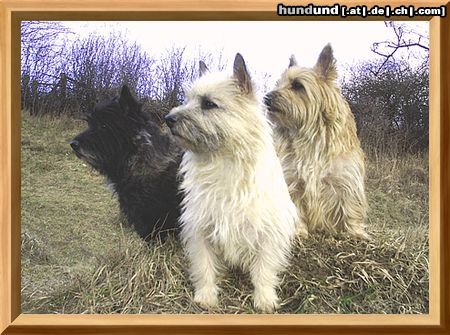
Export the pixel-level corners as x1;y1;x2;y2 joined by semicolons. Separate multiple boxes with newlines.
21;113;428;314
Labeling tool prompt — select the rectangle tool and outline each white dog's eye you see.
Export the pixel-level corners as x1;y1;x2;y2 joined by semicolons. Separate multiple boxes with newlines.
201;97;218;110
291;80;305;92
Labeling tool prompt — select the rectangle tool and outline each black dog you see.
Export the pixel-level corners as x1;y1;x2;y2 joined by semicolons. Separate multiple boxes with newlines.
70;85;182;239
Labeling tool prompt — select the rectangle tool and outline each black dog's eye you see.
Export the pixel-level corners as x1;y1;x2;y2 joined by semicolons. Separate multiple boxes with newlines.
201;97;218;110
291;80;305;91
81;115;91;122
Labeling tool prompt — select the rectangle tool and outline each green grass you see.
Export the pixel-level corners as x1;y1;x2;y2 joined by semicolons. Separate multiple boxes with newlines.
21;113;429;314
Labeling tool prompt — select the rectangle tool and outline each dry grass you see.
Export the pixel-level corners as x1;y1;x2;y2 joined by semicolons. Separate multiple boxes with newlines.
21;113;429;314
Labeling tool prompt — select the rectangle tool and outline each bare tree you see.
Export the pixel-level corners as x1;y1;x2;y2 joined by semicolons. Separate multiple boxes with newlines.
21;21;72;76
371;21;429;75
21;21;72;114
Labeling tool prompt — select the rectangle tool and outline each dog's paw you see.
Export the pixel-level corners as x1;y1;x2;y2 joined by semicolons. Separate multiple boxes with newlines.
348;227;370;241
296;223;309;239
253;288;280;313
194;286;219;308
355;231;371;241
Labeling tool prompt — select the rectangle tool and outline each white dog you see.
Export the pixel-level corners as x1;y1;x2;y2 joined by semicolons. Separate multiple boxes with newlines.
165;54;306;312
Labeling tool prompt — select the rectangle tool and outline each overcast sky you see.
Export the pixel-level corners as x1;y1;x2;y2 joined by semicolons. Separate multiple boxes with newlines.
60;21;429;91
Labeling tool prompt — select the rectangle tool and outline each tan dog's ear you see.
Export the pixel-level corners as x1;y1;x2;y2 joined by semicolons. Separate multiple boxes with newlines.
314;44;337;82
288;54;297;68
199;61;209;77
233;53;253;95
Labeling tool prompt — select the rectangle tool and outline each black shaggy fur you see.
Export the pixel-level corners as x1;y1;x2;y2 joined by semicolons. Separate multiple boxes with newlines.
70;85;182;240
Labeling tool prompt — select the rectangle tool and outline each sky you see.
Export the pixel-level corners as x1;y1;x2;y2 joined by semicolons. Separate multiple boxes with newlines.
60;21;429;91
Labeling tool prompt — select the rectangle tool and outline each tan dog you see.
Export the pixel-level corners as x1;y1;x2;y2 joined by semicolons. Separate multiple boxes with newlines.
165;54;305;312
264;44;369;240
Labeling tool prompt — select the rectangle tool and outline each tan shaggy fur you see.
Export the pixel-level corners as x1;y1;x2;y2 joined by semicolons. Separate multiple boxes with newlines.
265;44;369;240
165;54;306;312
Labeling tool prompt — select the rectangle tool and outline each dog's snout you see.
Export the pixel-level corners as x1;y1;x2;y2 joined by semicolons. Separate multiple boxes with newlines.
264;92;273;107
70;140;80;151
165;114;177;128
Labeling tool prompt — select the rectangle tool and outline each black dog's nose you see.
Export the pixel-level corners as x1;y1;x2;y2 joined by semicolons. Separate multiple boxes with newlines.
164;114;177;128
70;140;80;151
264;92;273;107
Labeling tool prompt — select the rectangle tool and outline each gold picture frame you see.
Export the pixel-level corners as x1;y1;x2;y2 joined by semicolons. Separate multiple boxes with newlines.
1;1;448;334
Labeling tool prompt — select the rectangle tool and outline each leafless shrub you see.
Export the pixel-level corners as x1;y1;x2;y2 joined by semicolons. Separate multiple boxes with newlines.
21;22;225;123
341;58;428;157
21;21;72;115
68;31;155;115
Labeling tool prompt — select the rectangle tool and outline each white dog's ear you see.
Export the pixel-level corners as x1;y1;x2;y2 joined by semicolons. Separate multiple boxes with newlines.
233;53;253;94
314;43;337;82
199;61;209;77
288;54;297;68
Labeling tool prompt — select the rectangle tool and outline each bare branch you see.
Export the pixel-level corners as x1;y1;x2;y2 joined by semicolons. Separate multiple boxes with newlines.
371;21;429;74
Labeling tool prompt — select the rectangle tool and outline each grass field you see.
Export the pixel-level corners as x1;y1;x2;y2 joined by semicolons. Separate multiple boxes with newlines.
21;112;429;314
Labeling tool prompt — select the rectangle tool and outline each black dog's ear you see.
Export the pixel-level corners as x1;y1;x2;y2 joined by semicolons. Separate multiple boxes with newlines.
233;53;253;95
119;85;138;113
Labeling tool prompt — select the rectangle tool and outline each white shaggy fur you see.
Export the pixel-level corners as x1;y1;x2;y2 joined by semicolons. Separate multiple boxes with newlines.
166;54;304;312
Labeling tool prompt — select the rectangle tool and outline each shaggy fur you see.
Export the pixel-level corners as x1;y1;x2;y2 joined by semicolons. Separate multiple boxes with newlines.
71;85;182;240
165;54;304;312
264;44;369;240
